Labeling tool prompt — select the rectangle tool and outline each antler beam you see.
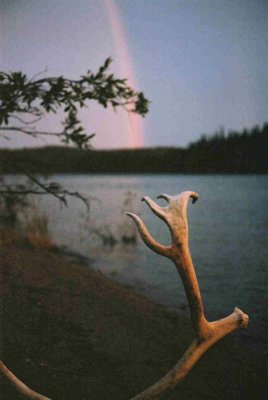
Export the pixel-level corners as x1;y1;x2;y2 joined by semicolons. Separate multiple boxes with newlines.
0;360;51;400
127;191;249;400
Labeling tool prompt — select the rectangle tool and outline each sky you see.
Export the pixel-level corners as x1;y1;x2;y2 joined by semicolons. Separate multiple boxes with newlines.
0;0;268;149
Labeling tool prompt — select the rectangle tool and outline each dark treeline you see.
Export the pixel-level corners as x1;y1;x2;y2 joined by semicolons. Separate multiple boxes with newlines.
0;146;185;174
184;123;268;173
0;123;267;174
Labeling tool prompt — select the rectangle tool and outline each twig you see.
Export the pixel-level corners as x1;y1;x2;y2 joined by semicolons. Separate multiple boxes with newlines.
9;114;43;125
26;174;90;210
0;127;63;137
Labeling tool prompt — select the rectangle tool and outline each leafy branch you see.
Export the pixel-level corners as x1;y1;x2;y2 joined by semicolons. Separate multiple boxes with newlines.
0;57;149;149
0;58;149;211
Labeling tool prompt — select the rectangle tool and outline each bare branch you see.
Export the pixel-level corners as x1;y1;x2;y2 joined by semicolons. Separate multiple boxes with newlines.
0;189;55;196
0;176;92;211
29;67;48;82
0;127;63;137
0;133;10;140
9;114;43;125
26;174;90;210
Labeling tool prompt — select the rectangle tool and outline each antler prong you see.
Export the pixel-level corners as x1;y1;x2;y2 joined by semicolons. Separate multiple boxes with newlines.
126;212;172;257
141;196;167;221
156;193;171;203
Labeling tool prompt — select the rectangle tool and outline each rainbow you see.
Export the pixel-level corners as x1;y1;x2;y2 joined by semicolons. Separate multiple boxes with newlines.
104;0;145;148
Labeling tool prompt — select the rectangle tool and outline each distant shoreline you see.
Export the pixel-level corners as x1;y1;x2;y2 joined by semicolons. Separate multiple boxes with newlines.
1;123;267;174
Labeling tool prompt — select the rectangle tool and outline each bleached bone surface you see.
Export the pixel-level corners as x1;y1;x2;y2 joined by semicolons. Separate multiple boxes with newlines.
0;360;51;400
127;191;248;400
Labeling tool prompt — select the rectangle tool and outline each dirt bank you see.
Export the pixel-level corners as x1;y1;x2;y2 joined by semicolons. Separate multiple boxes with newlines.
0;233;267;399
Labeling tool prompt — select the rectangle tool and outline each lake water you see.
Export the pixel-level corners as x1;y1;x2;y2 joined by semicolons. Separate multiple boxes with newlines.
33;174;268;353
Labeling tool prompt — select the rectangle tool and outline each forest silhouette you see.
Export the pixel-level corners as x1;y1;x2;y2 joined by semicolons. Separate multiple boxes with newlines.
1;123;267;174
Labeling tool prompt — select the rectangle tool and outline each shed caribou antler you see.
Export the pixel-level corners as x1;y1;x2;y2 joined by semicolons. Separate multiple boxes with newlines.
127;191;249;400
0;191;249;399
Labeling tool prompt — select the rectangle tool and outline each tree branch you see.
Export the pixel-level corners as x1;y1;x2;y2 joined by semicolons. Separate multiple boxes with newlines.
0;176;92;211
0;127;63;137
26;174;90;210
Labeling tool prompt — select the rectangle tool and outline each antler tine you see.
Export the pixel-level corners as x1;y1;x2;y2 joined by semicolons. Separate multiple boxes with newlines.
141;196;168;222
127;213;172;258
156;193;172;202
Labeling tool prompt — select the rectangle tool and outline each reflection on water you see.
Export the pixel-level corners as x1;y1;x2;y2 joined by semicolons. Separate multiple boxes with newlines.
35;175;268;347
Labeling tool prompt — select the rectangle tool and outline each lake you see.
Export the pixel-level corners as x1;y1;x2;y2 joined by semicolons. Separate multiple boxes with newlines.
34;174;267;353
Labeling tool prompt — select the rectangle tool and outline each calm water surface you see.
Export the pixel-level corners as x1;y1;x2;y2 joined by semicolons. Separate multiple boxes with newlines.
37;175;267;350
